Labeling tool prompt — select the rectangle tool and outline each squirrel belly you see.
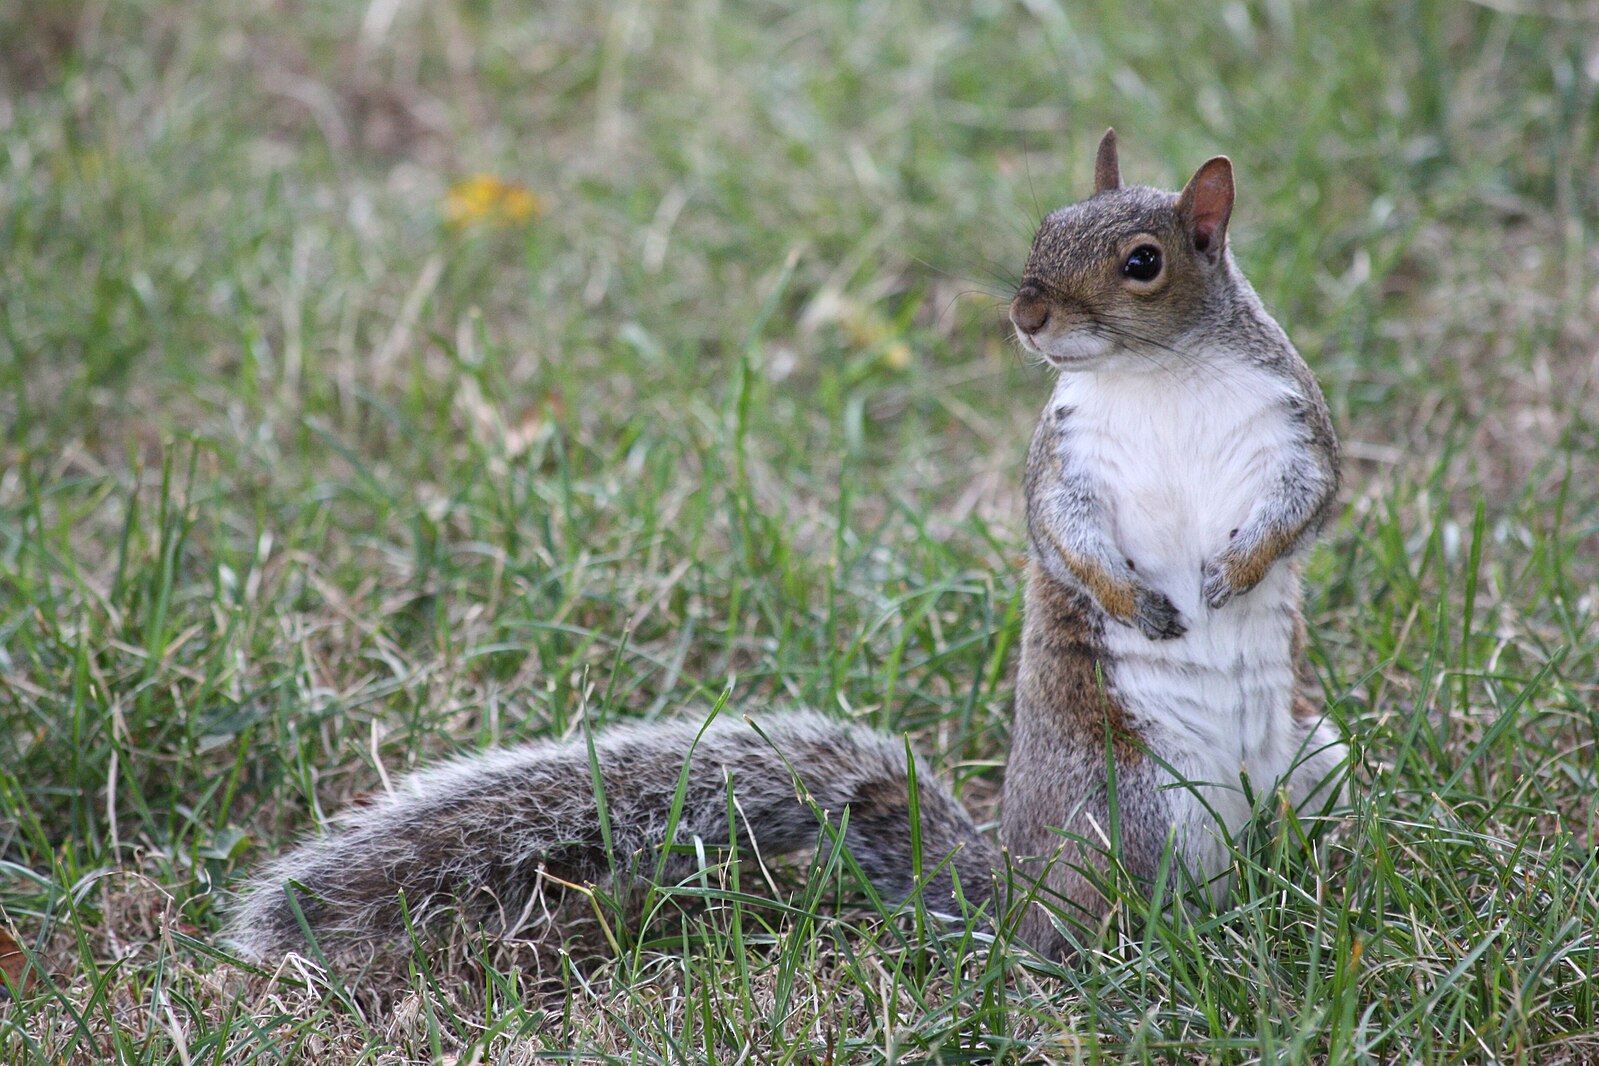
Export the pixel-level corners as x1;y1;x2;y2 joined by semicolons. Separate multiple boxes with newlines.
1003;344;1348;959
225;712;998;962
1061;360;1320;801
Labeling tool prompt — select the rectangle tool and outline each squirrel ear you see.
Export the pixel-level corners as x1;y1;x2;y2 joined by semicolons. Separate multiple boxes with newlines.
1177;156;1234;263
1093;128;1121;194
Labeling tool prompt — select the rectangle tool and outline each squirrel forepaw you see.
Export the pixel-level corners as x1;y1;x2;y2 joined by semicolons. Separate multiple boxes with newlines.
1133;587;1186;640
1202;554;1248;609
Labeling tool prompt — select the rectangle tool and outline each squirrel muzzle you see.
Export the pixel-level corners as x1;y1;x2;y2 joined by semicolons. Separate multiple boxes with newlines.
1010;284;1051;335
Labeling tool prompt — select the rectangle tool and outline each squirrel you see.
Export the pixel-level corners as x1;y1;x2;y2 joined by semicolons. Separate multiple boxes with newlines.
224;130;1348;965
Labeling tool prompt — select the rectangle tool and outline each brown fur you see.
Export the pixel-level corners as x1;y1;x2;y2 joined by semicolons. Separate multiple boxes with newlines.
1216;523;1300;598
1040;526;1139;622
1000;565;1170;956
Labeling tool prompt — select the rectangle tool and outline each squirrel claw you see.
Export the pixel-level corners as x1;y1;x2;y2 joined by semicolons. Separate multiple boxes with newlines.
1133;589;1186;640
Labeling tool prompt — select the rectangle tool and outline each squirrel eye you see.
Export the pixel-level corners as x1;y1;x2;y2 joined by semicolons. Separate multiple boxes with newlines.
1121;245;1163;282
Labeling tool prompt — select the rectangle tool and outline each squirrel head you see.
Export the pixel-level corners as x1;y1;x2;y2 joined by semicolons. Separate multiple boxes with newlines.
1010;129;1237;368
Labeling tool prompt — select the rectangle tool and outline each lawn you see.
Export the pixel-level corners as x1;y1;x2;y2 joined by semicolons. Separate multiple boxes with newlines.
1;0;1596;1062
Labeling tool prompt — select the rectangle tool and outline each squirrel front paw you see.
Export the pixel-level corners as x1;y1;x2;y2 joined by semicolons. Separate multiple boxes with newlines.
1201;551;1256;609
1132;587;1186;640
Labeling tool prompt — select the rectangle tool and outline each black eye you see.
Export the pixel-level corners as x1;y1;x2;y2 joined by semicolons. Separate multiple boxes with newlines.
1121;245;1162;282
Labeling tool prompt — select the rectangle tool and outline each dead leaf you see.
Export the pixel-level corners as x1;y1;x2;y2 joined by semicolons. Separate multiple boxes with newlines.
0;927;37;999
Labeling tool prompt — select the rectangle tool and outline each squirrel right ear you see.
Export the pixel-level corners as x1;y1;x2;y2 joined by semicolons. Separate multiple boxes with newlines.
1093;128;1121;194
1176;156;1234;263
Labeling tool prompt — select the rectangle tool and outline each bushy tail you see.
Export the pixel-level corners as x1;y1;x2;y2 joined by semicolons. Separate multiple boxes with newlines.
226;712;997;961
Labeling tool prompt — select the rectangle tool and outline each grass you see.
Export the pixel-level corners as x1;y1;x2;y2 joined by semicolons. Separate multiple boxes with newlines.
1;0;1596;1061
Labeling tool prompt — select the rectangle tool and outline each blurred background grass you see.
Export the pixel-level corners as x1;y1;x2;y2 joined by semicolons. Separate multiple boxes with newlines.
1;0;1596;1062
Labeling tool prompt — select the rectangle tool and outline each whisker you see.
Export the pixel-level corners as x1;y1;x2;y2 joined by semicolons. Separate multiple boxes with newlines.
1013;286;1265;396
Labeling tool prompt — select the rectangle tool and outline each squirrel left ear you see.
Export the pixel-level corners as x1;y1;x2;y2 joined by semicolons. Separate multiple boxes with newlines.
1177;156;1234;263
1093;128;1121;194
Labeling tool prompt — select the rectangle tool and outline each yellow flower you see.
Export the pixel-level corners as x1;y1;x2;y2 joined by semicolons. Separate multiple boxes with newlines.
443;174;545;228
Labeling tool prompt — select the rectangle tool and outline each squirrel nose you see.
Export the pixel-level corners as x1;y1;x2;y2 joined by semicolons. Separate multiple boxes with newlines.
1010;286;1050;335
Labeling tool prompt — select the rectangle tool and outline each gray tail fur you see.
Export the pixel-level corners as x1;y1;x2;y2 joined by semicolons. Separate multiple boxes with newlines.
225;712;997;961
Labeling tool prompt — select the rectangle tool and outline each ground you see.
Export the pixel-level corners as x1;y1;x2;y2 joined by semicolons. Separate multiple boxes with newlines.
1;0;1596;1062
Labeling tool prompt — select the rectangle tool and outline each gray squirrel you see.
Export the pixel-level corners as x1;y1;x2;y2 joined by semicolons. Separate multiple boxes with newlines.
226;130;1348;964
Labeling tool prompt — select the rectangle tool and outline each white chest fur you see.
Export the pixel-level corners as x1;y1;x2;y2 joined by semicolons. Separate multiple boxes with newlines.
1049;357;1311;865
